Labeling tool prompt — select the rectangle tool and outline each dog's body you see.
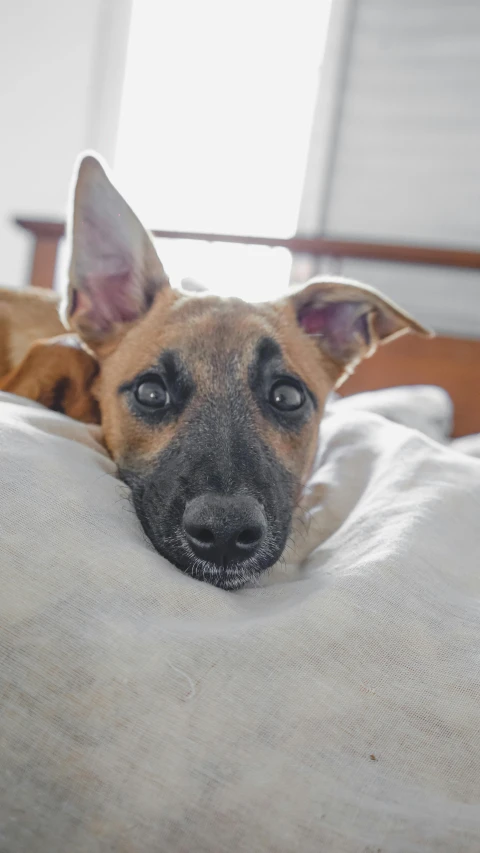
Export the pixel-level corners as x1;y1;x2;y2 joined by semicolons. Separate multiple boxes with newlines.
0;154;432;589
0;286;63;373
0;287;99;423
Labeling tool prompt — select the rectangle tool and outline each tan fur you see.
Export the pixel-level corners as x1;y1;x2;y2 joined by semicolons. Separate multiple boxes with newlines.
0;287;99;422
0;333;99;424
0;286;64;375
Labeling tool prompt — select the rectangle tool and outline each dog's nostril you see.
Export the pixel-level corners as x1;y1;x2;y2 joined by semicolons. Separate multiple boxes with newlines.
183;521;216;546
236;526;262;547
196;527;215;545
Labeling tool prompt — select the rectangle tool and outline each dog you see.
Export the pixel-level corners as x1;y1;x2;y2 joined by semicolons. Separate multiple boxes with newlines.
0;153;432;589
0;286;100;423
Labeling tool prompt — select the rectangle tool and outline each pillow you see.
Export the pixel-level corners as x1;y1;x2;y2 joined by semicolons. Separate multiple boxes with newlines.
1;391;480;852
451;433;480;459
330;385;453;442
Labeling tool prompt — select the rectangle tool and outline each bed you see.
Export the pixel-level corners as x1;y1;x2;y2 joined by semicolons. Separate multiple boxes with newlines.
2;223;480;851
1;385;480;852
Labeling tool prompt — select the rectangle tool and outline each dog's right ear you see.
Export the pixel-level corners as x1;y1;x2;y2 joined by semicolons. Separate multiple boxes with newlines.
63;153;170;346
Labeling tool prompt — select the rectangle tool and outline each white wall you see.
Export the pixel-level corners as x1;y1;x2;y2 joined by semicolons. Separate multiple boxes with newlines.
0;0;131;288
299;0;480;337
328;0;480;246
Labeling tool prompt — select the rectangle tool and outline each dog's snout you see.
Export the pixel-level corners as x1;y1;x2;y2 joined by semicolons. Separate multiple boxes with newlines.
183;494;266;566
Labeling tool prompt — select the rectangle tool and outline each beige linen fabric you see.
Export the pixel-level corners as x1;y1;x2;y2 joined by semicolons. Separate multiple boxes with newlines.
330;384;453;443
452;434;480;460
1;390;480;853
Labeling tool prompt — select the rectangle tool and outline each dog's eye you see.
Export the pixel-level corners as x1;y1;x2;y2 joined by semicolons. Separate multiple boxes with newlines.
269;380;305;411
135;377;170;408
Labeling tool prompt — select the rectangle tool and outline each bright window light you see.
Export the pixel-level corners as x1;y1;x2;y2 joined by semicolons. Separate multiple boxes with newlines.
115;0;331;300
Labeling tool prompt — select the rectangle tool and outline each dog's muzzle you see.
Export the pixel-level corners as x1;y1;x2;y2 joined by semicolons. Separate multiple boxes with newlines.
120;432;294;589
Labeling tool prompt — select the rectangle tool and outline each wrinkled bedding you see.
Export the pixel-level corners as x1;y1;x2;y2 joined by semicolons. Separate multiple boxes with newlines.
1;387;479;853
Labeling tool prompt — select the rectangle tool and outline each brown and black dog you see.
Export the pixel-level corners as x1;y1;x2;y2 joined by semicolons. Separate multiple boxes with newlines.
0;154;431;588
0;287;99;423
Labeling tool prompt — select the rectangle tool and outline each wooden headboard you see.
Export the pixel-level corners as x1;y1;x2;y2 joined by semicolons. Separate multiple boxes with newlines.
341;334;480;438
14;218;480;437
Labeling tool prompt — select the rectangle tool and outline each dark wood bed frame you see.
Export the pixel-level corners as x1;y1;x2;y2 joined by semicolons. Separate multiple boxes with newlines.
14;217;480;438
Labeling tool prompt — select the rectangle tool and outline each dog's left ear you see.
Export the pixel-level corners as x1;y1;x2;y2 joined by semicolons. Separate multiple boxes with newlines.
284;277;432;383
64;152;170;345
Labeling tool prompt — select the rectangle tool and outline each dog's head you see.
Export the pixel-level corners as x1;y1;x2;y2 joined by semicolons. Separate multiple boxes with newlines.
63;154;430;589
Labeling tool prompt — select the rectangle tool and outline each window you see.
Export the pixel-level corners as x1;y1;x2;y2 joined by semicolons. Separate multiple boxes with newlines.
115;0;331;299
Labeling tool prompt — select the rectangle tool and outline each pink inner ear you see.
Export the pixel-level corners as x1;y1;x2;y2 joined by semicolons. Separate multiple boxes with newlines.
297;302;333;335
297;300;369;360
75;272;141;332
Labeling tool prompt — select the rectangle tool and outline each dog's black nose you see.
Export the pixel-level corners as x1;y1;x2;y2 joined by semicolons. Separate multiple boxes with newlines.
183;494;267;566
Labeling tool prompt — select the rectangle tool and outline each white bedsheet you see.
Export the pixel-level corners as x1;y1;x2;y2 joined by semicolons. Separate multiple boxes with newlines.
330;384;453;443
1;389;480;853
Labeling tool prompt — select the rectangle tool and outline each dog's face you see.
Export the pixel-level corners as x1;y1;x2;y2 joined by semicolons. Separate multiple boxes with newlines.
63;154;430;589
89;293;331;588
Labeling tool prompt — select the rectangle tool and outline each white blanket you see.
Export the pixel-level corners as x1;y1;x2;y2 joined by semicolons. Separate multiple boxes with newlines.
1;390;480;853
